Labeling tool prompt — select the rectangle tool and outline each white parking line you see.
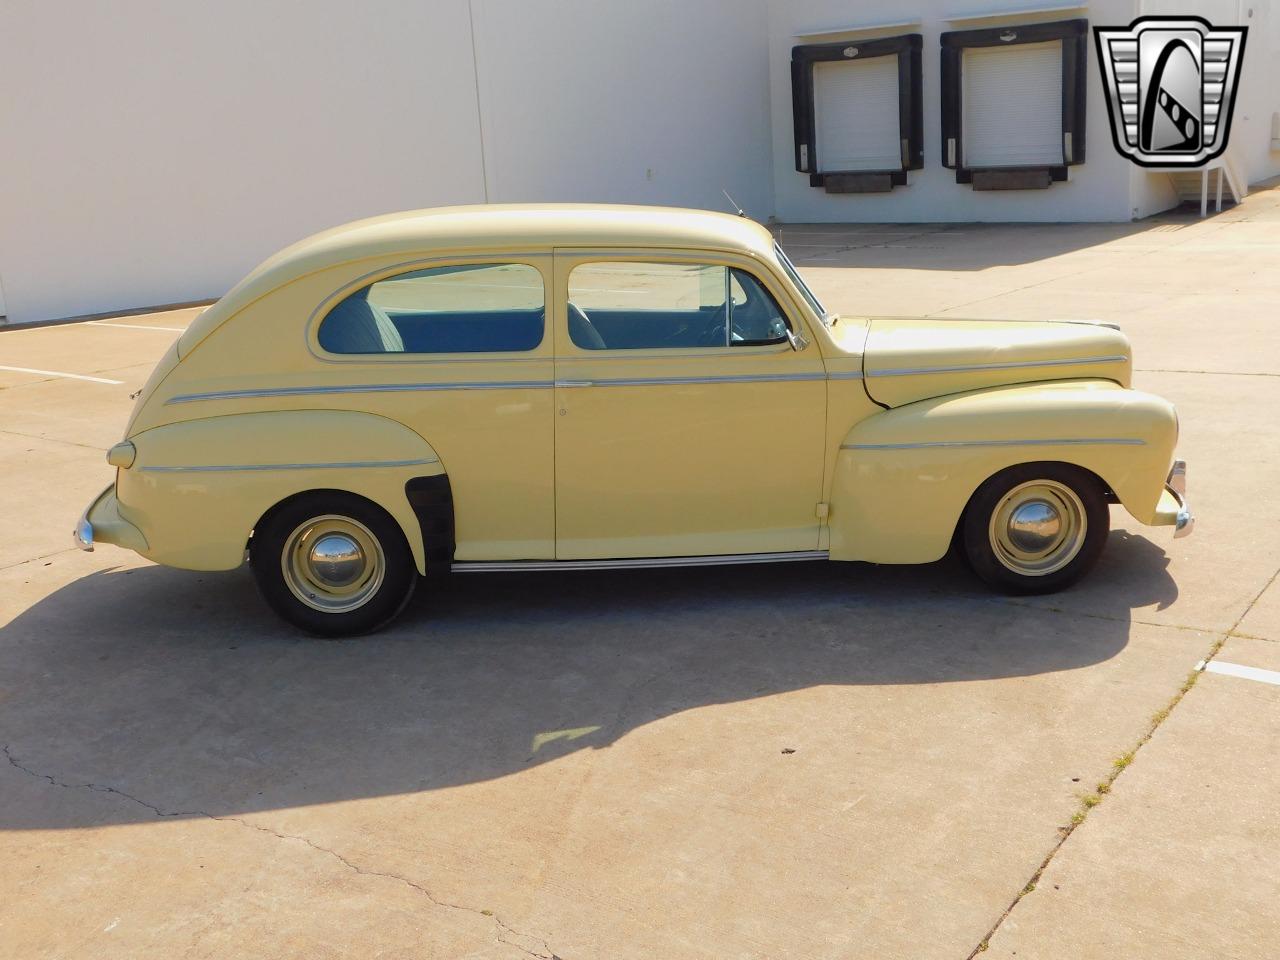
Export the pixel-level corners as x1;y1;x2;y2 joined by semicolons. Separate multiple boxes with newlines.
0;364;124;385
88;321;187;332
1198;660;1280;687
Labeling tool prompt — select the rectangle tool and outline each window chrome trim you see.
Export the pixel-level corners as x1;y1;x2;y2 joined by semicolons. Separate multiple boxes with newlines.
140;457;439;474
842;438;1146;451
307;253;553;365
866;355;1129;377
166;381;556;404
451;550;830;573
774;242;829;323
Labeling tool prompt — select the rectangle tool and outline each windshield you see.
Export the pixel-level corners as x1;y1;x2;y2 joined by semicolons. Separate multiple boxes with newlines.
773;242;830;325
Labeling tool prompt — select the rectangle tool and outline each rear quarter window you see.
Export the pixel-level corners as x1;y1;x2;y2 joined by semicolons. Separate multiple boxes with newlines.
318;263;545;354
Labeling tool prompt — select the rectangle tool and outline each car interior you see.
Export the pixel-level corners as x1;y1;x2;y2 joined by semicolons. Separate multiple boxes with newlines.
316;266;789;355
568;268;790;350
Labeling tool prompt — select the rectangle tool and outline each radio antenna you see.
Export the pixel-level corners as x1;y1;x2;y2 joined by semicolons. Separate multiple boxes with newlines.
722;188;747;218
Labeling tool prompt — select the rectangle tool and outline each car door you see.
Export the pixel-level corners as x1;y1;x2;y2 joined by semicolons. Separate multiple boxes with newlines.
313;256;556;561
552;248;828;560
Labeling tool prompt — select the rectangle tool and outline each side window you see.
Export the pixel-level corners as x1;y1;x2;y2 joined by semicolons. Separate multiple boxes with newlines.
729;269;790;346
567;261;790;351
318;263;544;355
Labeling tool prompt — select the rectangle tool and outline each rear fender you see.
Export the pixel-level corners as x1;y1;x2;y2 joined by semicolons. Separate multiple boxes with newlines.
829;380;1178;563
116;410;443;572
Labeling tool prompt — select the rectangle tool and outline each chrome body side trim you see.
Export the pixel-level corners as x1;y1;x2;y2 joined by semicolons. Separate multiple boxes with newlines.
140;457;438;474
553;372;828;389
169;371;864;404
451;550;830;573
167;381;555;404
866;355;1129;378
842;438;1146;451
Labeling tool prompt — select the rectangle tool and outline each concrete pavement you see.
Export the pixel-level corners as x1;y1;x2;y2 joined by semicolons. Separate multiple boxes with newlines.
2;191;1278;959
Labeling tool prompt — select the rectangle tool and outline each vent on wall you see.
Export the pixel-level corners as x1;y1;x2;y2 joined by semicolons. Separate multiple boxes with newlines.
941;19;1088;189
792;34;923;193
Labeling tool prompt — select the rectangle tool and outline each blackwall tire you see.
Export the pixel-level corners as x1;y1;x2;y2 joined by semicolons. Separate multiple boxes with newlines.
250;492;417;637
961;462;1109;595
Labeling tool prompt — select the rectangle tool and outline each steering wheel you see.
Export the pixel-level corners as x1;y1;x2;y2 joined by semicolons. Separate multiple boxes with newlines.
567;301;606;350
699;303;731;347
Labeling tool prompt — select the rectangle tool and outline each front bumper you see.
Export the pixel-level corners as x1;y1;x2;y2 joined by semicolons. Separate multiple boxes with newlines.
1164;458;1194;538
74;513;94;550
74;483;148;553
73;485;108;551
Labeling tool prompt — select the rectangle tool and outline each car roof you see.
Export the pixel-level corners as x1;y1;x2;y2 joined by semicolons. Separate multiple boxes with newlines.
179;204;777;356
296;203;775;256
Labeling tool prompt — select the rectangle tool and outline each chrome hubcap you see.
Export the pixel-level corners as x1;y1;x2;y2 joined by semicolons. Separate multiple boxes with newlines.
989;481;1087;577
281;515;384;613
308;533;365;587
1007;500;1062;553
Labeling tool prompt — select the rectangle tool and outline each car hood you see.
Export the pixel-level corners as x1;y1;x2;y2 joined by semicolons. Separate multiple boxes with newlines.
861;317;1132;408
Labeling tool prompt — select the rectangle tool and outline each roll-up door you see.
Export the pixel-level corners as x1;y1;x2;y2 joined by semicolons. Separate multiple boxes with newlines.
962;40;1063;167
814;57;901;172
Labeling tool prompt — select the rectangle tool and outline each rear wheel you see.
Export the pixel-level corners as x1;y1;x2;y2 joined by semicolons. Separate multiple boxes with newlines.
961;463;1109;595
250;493;416;636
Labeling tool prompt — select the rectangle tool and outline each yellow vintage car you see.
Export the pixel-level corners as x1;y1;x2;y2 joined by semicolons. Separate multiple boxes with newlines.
75;205;1192;635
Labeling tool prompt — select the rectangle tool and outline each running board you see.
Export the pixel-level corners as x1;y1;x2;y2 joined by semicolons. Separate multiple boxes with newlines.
450;550;830;573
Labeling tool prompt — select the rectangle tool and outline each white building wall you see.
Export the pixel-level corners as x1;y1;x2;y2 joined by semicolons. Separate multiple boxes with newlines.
0;1;489;326
473;0;773;217
768;0;1141;223
0;0;773;325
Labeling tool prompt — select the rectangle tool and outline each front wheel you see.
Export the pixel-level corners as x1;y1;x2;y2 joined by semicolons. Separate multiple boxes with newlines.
250;492;417;636
961;463;1109;595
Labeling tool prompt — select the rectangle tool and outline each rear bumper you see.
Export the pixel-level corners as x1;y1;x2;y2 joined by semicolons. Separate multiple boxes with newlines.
1152;458;1194;538
74;483;148;553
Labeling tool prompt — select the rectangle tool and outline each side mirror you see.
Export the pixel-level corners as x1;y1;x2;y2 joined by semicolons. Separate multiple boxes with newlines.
786;327;810;352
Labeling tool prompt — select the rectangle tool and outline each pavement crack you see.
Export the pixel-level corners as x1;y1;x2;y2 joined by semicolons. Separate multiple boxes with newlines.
0;427;106;451
0;547;80;572
991;596;1219;636
1227;562;1280;638
963;623;1234;958
3;743;189;817
2;743;563;960
968;561;1280;955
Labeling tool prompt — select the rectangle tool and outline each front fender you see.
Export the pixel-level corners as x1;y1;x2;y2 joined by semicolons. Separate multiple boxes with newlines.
116;410;443;572
829;380;1178;563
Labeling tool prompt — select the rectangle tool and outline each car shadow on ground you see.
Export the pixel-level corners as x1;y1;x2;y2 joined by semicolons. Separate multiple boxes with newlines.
772;204;1228;272
0;532;1176;830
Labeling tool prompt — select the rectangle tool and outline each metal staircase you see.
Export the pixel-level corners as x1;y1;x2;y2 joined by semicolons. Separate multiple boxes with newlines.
1152;146;1248;217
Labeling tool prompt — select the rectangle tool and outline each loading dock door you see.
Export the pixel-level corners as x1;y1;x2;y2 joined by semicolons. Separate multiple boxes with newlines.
962;40;1062;167
814;57;901;172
